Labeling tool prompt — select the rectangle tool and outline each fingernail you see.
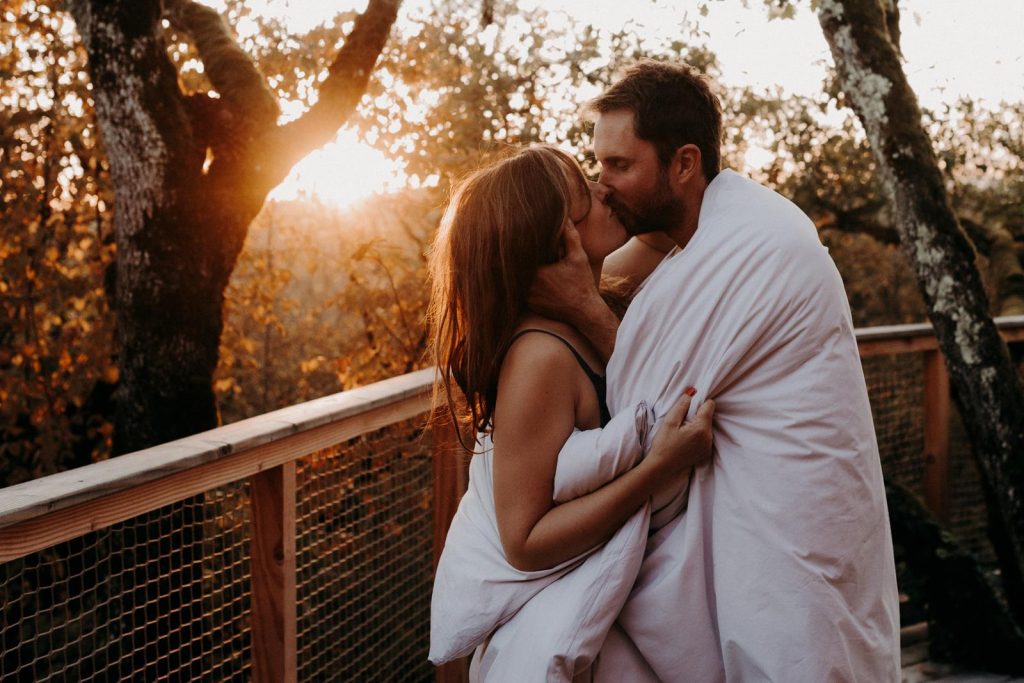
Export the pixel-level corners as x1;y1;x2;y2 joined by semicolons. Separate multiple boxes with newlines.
684;387;696;396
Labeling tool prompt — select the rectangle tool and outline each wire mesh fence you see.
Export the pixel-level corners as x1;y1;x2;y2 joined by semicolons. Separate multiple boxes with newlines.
861;343;1024;565
0;486;251;682
863;354;927;494
945;403;996;562
295;416;434;683
0;407;437;682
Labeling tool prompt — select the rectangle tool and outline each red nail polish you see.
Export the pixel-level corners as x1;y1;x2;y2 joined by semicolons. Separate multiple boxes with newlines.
685;387;696;396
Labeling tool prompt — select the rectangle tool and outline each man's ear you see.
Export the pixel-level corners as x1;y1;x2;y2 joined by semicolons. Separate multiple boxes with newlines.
672;144;703;186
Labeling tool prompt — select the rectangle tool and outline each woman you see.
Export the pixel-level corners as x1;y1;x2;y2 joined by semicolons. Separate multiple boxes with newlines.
428;145;714;680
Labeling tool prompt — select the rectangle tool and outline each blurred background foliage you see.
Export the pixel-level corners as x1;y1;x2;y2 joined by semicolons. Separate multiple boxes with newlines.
1;0;1021;485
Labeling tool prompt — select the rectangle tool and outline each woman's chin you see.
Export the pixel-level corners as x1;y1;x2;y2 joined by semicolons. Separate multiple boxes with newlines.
615;227;629;248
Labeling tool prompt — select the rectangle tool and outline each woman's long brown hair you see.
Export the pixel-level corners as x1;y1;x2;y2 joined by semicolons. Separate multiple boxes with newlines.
428;145;589;450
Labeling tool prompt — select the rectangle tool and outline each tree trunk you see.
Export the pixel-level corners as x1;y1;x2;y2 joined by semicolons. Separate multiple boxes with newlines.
66;0;400;454
63;0;203;453
818;0;1024;624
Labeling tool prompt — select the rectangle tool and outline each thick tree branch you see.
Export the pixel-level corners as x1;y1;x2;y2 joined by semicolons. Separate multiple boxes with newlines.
267;0;401;178
162;0;279;132
821;211;1024;316
979;223;1024;316
818;211;899;245
820;210;1013;258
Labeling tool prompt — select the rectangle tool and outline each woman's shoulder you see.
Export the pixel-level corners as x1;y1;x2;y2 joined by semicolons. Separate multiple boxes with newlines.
494;318;583;425
505;318;574;366
508;317;597;362
501;316;602;388
501;318;575;373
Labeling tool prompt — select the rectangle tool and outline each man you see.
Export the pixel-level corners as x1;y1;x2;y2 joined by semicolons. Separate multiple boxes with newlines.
532;61;901;681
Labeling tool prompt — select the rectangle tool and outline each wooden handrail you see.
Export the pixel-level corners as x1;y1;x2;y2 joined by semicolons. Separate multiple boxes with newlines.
855;314;1024;357
0;369;434;562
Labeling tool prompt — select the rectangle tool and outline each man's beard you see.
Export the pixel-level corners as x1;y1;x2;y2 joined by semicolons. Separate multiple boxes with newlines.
607;170;683;236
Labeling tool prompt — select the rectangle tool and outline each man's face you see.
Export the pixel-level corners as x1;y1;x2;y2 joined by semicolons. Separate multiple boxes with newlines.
593;109;682;236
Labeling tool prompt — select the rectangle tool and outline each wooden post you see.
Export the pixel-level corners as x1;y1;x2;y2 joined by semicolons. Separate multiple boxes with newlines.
432;421;469;571
432;419;470;683
923;350;951;522
250;462;297;683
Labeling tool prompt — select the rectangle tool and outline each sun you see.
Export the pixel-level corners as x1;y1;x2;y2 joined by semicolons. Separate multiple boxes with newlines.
270;129;404;208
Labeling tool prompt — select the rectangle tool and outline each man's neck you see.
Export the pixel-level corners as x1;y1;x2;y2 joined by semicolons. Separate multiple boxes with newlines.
665;222;699;250
664;181;707;249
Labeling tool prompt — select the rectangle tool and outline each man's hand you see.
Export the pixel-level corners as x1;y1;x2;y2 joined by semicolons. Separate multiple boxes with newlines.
529;221;599;322
528;222;620;362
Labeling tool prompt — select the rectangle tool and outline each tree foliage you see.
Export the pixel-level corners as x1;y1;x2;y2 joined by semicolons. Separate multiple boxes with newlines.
357;0;719;181
1;1;116;482
214;191;439;423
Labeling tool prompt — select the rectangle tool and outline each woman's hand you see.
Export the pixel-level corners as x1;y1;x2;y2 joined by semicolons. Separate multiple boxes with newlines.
646;389;716;476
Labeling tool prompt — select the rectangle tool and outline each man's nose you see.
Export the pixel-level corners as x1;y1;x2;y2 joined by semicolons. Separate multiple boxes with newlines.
589;179;610;202
595;171;616;196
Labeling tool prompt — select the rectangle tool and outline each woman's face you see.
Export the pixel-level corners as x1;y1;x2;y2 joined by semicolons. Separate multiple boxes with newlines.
564;165;628;265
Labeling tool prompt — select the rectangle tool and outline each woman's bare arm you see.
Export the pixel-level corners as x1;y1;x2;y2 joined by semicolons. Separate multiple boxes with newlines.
492;336;713;572
602;233;675;285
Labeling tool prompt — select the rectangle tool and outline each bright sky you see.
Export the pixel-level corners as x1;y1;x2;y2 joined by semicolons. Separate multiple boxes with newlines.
526;0;1024;109
259;0;1024;207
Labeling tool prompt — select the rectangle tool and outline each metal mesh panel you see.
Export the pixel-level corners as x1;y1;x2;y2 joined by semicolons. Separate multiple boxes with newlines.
0;483;252;682
862;351;1004;564
295;416;434;682
862;354;926;495
946;403;995;563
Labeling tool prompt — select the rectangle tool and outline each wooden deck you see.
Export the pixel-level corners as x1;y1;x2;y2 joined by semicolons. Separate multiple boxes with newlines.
901;623;1024;682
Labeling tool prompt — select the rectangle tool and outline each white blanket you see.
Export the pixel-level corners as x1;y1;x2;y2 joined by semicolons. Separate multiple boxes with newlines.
602;170;901;682
430;401;674;681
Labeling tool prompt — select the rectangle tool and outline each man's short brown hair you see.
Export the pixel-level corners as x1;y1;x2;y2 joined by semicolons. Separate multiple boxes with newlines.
589;60;722;182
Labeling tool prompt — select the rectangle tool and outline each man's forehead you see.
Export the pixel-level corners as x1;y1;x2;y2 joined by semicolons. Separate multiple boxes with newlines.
594;110;645;159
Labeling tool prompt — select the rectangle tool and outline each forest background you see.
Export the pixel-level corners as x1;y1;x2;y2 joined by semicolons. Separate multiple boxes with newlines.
2;0;1022;489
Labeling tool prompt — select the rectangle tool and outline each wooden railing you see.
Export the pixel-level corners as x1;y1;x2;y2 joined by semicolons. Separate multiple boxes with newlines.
1;317;1022;681
856;315;1024;522
0;368;458;682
